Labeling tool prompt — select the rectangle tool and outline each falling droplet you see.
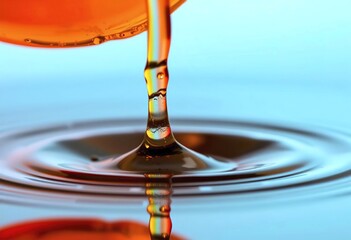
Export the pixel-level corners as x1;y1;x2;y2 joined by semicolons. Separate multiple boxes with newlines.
24;39;31;43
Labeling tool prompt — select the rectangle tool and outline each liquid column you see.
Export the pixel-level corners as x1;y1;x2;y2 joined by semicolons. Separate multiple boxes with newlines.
108;0;189;172
144;1;174;238
146;174;173;240
144;0;175;149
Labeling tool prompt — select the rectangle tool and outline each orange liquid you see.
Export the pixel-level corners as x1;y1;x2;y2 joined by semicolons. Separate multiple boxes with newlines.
0;0;184;47
0;218;185;240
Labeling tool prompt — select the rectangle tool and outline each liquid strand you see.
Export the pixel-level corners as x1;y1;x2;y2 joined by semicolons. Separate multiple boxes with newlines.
146;174;173;240
145;1;173;238
144;0;174;148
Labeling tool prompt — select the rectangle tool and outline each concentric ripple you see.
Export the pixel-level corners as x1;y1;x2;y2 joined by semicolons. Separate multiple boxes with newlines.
1;119;351;206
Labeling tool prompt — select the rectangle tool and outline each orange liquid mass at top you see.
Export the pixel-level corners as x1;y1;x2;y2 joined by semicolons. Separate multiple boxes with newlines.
0;0;184;47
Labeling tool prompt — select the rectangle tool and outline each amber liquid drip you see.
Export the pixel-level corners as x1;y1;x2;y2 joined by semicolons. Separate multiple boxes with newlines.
144;1;173;238
144;0;175;148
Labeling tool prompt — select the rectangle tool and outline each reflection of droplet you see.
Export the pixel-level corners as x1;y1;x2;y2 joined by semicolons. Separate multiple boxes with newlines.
0;218;185;240
157;72;165;79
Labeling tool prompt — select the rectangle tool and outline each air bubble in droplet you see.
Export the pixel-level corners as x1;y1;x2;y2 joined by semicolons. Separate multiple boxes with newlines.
157;72;165;79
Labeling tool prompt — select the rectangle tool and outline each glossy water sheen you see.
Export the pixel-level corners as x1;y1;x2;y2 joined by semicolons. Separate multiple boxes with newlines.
1;119;351;205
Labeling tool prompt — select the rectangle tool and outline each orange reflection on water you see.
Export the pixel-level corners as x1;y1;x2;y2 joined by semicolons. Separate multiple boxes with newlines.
0;218;185;240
